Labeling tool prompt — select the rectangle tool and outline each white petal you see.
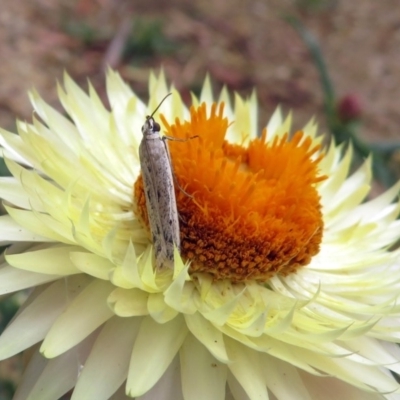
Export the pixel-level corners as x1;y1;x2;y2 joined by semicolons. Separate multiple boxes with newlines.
0;177;31;209
29;88;81;152
70;251;114;280
148;70;169;111
0;127;34;166
41;279;115;358
298;371;384;400
5;205;73;243
199;74;213;104
126;315;188;397
13;346;48;400
106;68;135;114
225;337;269;400
261;354;312;400
0;275;91;359
72;316;141;400
136;356;184;400
180;333;227;400
26;333;95;400
0;215;52;243
185;313;229;363
148;292;178;323
266;107;283;139
6;245;81;275
108;288;149;317
0;265;57;295
227;372;251;400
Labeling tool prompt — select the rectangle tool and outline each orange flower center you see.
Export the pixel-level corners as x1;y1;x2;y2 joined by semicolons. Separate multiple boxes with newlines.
134;102;325;282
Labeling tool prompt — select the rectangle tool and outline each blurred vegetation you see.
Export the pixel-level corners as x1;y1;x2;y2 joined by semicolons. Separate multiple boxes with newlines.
0;296;21;398
123;19;178;63
286;16;399;188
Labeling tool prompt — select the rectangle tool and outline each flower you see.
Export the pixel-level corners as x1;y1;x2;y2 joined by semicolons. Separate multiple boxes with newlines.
0;70;400;400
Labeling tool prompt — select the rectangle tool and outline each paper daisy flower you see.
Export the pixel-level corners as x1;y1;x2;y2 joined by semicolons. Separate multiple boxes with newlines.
0;70;400;400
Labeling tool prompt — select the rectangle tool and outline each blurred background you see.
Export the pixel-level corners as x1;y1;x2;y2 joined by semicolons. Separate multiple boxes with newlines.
1;0;400;397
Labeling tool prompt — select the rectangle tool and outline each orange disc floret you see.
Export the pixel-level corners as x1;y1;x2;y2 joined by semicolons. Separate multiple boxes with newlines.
134;102;325;282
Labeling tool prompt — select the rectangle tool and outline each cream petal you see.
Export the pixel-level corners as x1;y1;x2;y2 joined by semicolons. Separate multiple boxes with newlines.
357;181;400;217
126;315;188;397
317;136;340;173
164;260;197;314
147;292;178;323
70;251;114;280
319;145;353;210
0;265;58;294
6;244;81;275
260;354;312;400
325;159;372;220
227;372;252;400
184;313;229;363
302;117;318;140
41;279;115;358
108;288;149;317
228;93;252;144
298;371;385;400
266;106;283;139
106;68;136;113
0;215;52;243
294;347;399;393
60;73;107;140
343;337;400;374
199;74;213;104
26;332;95;400
12;346;48;400
0;177;32;209
169;89;187;121
225;337;269;400
5;205;74;243
110;241;141;289
0;275;91;359
149;70;168;104
136;356;184;400
72;316;141;400
232;91;258;143
248;90;258;138
29;88;81;151
0;127;34;166
246;334;321;376
180;333;227;400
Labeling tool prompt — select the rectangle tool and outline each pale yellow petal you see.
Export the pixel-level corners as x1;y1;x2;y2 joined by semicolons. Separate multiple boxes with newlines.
70;251;114;280
41;279;114;358
72;317;141;400
180;333;227;400
0;215;52;243
126;315;188;397
0;275;91;359
108;288;149;317
6;245;81;275
185;313;229;363
225;337;269;400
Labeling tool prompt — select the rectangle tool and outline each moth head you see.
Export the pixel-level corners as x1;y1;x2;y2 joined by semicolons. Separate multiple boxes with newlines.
141;93;172;135
142;116;161;135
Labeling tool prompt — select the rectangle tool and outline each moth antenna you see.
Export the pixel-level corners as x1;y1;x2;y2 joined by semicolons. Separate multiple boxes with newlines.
150;93;172;118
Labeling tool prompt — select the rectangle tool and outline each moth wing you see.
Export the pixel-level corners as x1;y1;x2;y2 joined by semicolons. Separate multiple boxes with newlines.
139;135;180;269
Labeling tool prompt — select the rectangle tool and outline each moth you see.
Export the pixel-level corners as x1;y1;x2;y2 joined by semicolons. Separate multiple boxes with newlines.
139;94;180;270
